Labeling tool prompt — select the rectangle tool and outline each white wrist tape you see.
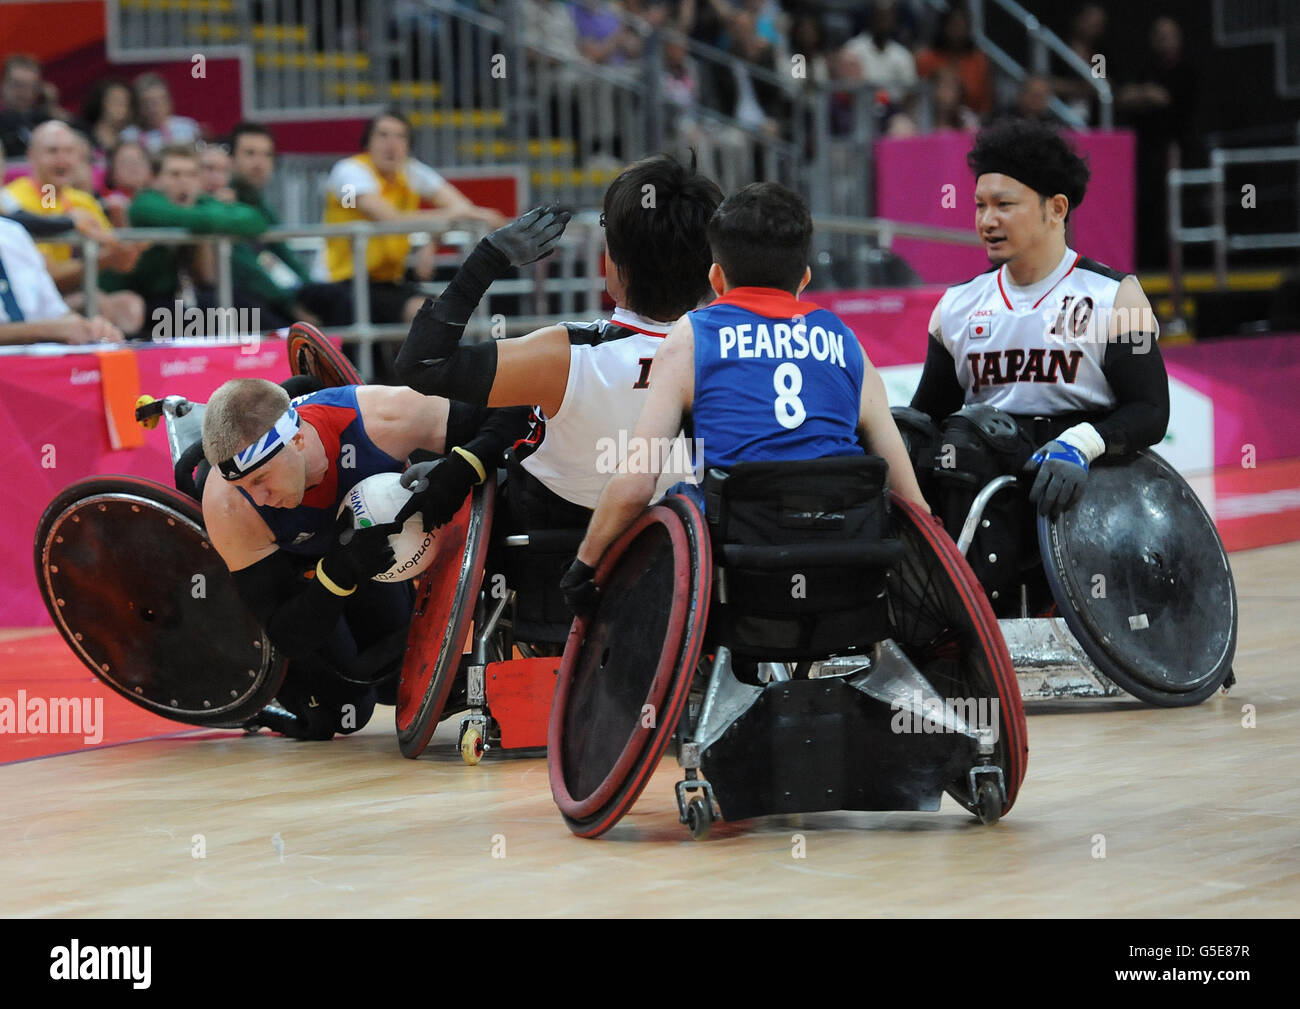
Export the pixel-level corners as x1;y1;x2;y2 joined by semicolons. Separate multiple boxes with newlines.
1057;422;1106;463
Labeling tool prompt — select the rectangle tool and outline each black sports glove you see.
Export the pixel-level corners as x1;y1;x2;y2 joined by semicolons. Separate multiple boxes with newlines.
321;513;402;589
395;454;479;532
482;205;571;267
560;559;599;619
1024;439;1090;519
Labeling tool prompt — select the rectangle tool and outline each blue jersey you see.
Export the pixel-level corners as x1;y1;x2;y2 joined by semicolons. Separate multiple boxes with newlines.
689;287;865;470
239;385;404;558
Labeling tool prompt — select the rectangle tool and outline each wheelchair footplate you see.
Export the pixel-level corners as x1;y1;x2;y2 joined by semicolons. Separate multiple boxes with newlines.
680;643;987;827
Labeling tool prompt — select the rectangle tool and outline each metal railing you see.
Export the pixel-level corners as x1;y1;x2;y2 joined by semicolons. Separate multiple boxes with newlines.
1212;0;1300;99
105;0;906;213
52;211;979;379
965;0;1113;129
69;215;605;379
1167;135;1300;325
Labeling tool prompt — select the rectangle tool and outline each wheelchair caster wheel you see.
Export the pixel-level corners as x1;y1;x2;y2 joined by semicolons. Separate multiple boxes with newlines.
459;725;485;765
975;780;1003;825
686;796;712;840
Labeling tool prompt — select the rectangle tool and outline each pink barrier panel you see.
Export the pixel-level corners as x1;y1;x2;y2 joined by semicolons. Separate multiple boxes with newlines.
816;287;942;363
1163;334;1300;469
874;130;1136;284
2;341;289;627
818;292;1299;474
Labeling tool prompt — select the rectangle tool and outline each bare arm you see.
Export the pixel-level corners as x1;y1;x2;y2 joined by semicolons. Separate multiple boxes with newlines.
859;358;929;510
354;384;451;460
46;256;85;293
355;191;458;230
577;317;694;566
0;314;122;346
492;324;572;416
356;189;503;231
428;181;508;226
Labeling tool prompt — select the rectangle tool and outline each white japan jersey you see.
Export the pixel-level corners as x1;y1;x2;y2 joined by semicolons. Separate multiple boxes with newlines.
519;307;697;509
936;248;1153;415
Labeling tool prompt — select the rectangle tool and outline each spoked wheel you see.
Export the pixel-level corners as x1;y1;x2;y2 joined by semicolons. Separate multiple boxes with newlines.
34;475;286;726
548;495;712;838
395;480;495;758
886;494;1027;818
286;321;362;388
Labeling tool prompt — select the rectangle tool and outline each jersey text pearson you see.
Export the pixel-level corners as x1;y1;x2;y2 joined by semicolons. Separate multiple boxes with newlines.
717;320;848;368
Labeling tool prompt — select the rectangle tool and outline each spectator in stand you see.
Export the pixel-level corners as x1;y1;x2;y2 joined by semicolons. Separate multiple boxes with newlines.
1011;74;1065;125
0;54;53;158
226;121;352;329
573;0;642;66
120;74;201;153
0;141;108;243
67;129;98;195
625;0;677;31
100;144;266;337
915;3;992;120
688;0;726;48
1052;3;1108;124
198;141;236;202
525;0;583;63
713;9;786;138
826;46;866;137
0;216;124;345
1118;16;1198;269
790;13;831;87
320;110;507;326
662;31;701;117
79;78;136;154
841;0;917;107
710;0;784;56
101;141;153;227
930;65;981;132
0;120;144;334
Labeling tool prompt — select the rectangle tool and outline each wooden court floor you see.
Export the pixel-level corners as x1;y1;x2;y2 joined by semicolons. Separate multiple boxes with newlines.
2;542;1296;918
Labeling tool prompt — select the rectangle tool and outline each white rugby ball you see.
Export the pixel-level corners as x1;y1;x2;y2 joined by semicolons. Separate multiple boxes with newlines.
337;472;436;582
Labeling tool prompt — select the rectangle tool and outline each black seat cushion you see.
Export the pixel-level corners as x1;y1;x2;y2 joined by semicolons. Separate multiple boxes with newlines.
705;455;896;659
495;451;594;644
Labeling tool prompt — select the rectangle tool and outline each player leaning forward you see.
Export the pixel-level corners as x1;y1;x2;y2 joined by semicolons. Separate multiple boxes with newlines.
565;182;929;610
907;118;1169;611
198;212;565;739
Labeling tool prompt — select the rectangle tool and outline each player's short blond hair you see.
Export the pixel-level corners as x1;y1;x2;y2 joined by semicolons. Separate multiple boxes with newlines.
202;379;290;467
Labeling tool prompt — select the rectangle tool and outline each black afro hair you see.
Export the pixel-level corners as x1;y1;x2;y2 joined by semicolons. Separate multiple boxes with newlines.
967;118;1091;220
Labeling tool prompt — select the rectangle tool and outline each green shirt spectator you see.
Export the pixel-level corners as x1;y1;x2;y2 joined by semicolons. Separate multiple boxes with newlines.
228;176;314;317
100;145;265;303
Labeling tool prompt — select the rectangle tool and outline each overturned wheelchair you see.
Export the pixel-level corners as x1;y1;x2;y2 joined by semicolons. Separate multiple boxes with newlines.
393;463;588;764
894;405;1238;708
32;325;396;736
547;456;1029;840
33;323;563;753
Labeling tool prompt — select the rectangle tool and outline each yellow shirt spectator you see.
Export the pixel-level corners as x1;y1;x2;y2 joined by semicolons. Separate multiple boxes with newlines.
1;175;114;264
322;153;447;283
